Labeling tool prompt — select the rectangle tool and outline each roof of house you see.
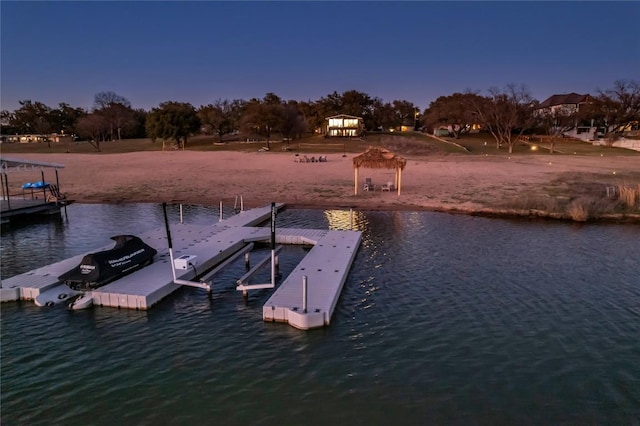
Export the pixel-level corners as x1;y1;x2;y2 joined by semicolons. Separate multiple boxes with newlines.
538;93;590;109
325;114;363;120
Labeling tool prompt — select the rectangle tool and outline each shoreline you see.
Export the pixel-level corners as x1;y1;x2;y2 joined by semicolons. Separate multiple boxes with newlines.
66;198;640;224
9;151;640;224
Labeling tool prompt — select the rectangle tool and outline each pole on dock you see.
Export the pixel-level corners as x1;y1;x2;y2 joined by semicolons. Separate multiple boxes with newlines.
40;170;46;200
349;208;353;230
240;195;244;212
2;173;10;210
219;201;223;222
270;202;276;287
161;203;211;292
302;275;308;313
55;168;68;218
244;252;250;270
179;204;183;223
162;203;178;282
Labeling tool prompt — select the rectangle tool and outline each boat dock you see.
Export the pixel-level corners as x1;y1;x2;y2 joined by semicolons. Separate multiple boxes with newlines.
262;229;361;329
1;204;362;329
1;199;66;225
1;156;71;225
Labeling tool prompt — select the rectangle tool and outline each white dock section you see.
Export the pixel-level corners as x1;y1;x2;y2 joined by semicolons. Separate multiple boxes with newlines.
262;230;362;330
1;204;282;308
2;203;363;330
0;243;114;301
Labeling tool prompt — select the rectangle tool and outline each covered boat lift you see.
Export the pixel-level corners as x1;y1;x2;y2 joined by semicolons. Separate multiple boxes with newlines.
0;156;69;224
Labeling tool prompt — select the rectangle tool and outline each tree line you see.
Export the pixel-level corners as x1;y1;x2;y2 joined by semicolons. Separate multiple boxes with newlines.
2;80;638;153
423;80;639;153
1;90;420;151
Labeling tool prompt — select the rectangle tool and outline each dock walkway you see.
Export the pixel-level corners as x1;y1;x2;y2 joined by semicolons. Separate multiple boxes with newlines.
1;204;362;329
0;205;283;306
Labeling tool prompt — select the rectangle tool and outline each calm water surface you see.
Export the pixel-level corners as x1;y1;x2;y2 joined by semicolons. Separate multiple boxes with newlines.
1;204;639;425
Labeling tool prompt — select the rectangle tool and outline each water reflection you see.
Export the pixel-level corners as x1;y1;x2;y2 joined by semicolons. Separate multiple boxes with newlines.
2;204;639;425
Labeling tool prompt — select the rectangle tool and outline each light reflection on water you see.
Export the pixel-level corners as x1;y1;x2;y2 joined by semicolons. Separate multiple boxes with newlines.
1;203;639;425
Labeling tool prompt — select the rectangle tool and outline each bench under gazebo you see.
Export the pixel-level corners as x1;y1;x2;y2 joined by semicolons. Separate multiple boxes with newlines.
352;147;407;195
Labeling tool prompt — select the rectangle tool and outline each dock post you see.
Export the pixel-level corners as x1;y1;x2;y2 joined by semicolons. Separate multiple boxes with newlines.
270;202;276;287
302;275;308;313
219;201;223;222
179;204;183;223
349;208;353;230
241;195;244;212
245;252;250;269
40;170;47;200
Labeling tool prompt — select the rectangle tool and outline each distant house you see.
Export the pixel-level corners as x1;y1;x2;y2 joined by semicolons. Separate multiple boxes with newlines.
535;93;591;116
1;133;73;144
325;114;364;137
399;121;414;132
534;93;595;140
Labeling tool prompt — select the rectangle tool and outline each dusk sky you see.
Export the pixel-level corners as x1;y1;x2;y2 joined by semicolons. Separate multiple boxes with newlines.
1;1;639;112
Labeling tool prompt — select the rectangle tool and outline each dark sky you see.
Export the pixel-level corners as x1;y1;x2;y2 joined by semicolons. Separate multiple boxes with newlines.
1;1;638;111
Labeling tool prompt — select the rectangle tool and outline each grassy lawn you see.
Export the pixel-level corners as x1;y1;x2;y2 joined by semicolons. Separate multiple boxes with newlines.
2;131;638;157
437;132;640;157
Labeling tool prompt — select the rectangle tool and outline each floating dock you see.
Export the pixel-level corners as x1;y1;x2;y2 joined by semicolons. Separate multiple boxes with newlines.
1;199;65;225
1;204;362;329
262;229;361;330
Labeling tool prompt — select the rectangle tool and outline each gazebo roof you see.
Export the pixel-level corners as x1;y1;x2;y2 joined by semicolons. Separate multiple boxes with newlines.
352;147;407;170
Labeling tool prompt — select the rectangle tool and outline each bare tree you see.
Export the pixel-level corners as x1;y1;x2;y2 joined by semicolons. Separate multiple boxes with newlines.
536;107;578;154
76;113;110;151
93;91;134;140
581;80;640;139
472;84;535;153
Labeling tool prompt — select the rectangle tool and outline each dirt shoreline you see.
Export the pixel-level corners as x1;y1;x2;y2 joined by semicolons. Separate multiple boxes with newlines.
10;151;640;222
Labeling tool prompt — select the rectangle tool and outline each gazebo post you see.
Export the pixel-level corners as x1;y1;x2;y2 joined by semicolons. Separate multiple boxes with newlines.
354;167;359;195
398;168;402;196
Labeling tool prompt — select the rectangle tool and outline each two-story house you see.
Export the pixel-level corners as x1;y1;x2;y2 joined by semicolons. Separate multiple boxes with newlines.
325;114;364;137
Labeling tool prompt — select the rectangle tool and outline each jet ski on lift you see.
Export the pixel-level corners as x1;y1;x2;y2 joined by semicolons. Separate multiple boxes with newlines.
35;235;157;308
58;235;158;291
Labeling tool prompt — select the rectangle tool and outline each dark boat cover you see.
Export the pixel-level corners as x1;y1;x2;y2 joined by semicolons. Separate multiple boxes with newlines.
59;235;157;290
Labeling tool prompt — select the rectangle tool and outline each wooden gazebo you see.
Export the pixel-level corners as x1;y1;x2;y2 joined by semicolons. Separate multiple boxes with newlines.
352;147;407;195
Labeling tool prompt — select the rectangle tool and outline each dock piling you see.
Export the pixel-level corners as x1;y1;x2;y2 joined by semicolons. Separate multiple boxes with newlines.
302;275;308;313
350;208;353;230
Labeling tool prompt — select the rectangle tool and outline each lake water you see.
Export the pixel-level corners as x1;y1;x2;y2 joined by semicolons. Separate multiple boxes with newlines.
1;204;639;425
